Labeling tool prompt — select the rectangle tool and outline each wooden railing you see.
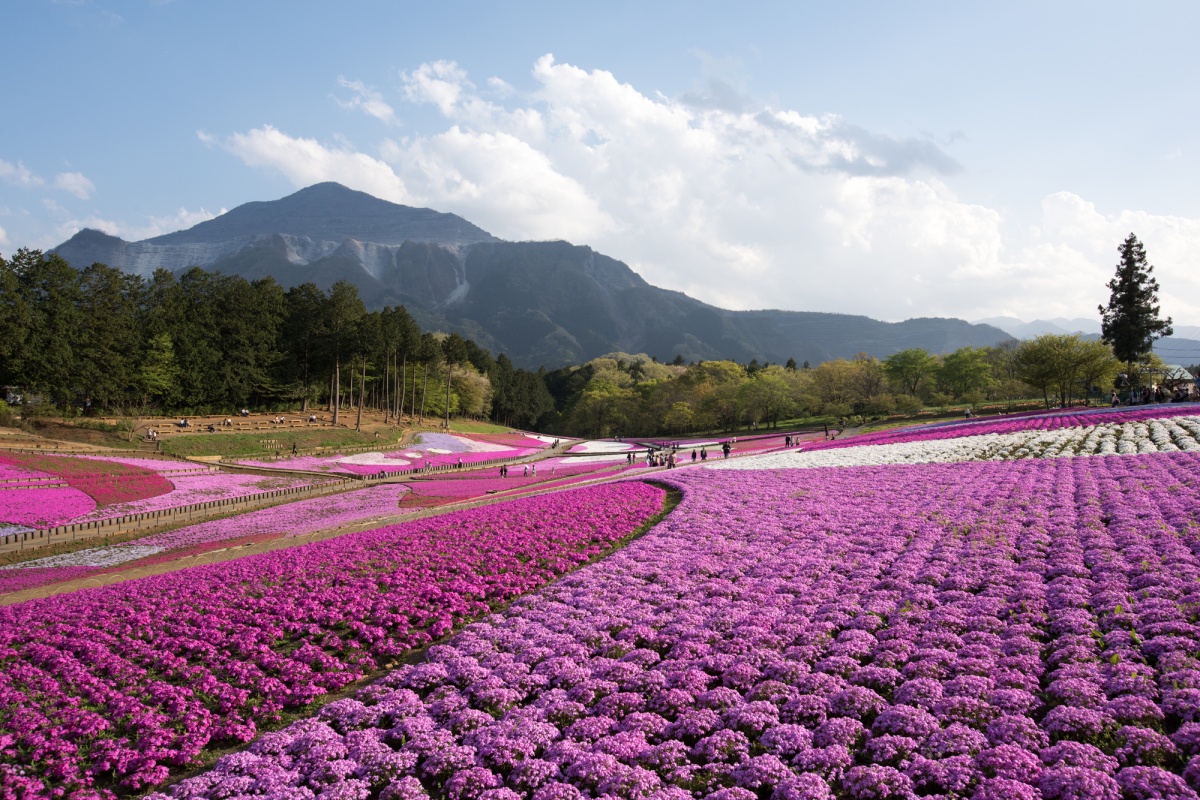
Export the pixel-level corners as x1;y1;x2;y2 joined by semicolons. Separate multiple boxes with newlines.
0;478;351;553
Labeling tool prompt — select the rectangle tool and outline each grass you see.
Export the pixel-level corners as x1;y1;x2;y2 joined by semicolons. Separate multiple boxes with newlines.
159;428;384;458
18;419;141;450
442;419;513;435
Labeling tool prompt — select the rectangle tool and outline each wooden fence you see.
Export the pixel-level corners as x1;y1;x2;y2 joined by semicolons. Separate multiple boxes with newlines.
0;478;351;553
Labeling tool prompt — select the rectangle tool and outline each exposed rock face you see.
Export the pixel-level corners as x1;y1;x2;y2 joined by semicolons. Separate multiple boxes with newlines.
51;182;1014;368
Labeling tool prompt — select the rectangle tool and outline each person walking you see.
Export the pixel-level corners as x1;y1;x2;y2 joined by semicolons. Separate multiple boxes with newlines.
700;447;707;461
722;442;731;459
691;449;697;462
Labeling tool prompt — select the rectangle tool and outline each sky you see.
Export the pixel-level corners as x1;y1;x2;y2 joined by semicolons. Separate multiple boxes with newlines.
3;0;1199;327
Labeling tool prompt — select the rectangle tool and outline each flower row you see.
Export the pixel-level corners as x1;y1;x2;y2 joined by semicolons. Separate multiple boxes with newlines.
160;454;1200;800
718;415;1200;471
803;403;1200;453
0;482;666;797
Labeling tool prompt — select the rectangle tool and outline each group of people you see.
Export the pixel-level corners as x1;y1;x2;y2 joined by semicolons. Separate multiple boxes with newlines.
1113;385;1193;406
498;463;555;478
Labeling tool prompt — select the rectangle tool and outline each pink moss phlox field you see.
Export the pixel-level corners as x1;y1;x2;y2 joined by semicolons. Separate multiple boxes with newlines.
164;453;1200;800
806;403;1200;452
0;486;413;596
0;565;95;594
0;485;96;527
0;482;666;797
0;452;173;507
127;484;410;550
76;472;321;522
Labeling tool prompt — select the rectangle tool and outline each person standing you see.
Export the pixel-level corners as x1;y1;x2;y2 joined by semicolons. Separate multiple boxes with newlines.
700;447;707;461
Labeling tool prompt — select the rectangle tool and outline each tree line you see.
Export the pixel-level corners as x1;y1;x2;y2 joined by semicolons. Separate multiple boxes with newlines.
0;232;1182;437
537;333;1189;438
0;249;554;428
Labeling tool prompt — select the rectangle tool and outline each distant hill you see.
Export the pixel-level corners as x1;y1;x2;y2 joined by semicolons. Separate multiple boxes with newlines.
983;316;1200;365
53;182;1014;368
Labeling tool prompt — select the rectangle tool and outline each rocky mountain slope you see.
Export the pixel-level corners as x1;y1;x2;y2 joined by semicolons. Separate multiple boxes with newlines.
52;182;1013;368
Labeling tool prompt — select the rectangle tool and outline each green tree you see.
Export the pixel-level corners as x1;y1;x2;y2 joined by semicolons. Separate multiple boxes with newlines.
138;333;181;406
883;348;937;397
75;263;143;408
1100;233;1173;368
281;283;327;410
324;280;366;423
15;250;83;405
0;253;31;387
938;347;992;401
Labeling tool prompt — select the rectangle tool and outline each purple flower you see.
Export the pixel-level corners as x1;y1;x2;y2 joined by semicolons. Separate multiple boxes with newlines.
841;764;917;799
1115;766;1199;800
1038;766;1122;800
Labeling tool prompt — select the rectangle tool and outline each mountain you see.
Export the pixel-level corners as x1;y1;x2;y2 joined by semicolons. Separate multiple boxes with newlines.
975;316;1101;339
52;183;1014;368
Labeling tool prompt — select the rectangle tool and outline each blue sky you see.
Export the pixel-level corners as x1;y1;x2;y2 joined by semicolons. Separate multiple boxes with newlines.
3;0;1199;325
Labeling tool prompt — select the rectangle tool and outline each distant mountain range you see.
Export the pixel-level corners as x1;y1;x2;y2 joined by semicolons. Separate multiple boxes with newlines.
53;182;1014;369
977;317;1200;366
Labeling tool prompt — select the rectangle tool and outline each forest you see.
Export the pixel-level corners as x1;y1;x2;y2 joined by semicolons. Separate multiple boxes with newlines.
0;248;1178;438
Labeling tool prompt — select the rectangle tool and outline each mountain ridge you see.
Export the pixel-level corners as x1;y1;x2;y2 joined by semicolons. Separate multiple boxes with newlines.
51;182;1014;368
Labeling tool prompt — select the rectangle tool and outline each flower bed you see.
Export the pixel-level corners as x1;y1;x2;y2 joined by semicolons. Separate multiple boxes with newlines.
807;403;1200;452
161;454;1200;799
0;486;411;596
76;455;218;476
0;485;97;528
0;482;667;797
236;433;543;475
0;453;173;506
400;460;641;508
725;414;1200;470
76;472;321;523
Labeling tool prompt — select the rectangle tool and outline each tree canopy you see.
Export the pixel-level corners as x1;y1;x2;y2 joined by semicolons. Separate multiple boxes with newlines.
1100;233;1173;366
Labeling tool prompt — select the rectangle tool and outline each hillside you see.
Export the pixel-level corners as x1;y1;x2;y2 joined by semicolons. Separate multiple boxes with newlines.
52;183;1014;368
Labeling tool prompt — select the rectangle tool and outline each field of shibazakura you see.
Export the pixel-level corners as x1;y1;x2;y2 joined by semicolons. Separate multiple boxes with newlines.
5;404;1200;799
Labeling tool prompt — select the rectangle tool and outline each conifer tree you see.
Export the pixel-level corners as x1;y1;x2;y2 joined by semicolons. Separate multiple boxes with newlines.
1099;233;1173;367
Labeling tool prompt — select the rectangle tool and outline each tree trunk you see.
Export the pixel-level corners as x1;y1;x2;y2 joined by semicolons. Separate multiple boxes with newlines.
445;364;453;430
302;351;310;412
420;365;429;423
399;355;407;420
383;351;390;422
356;357;365;432
333;361;341;424
412;362;419;422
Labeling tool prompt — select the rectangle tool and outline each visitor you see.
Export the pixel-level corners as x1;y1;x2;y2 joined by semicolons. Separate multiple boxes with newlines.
531;464;536;477
523;465;529;477
457;457;463;469
668;451;676;469
292;442;298;455
700;447;707;461
691;449;697;462
1111;390;1120;407
722;442;731;459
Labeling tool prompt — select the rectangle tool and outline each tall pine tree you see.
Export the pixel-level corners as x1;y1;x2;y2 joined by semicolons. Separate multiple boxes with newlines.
1100;233;1173;367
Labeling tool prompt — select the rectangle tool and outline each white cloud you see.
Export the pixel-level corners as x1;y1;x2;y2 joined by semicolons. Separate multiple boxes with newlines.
212;56;1200;325
0;159;44;189
53;171;95;199
225;125;411;205
335;77;398;125
0;224;9;248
